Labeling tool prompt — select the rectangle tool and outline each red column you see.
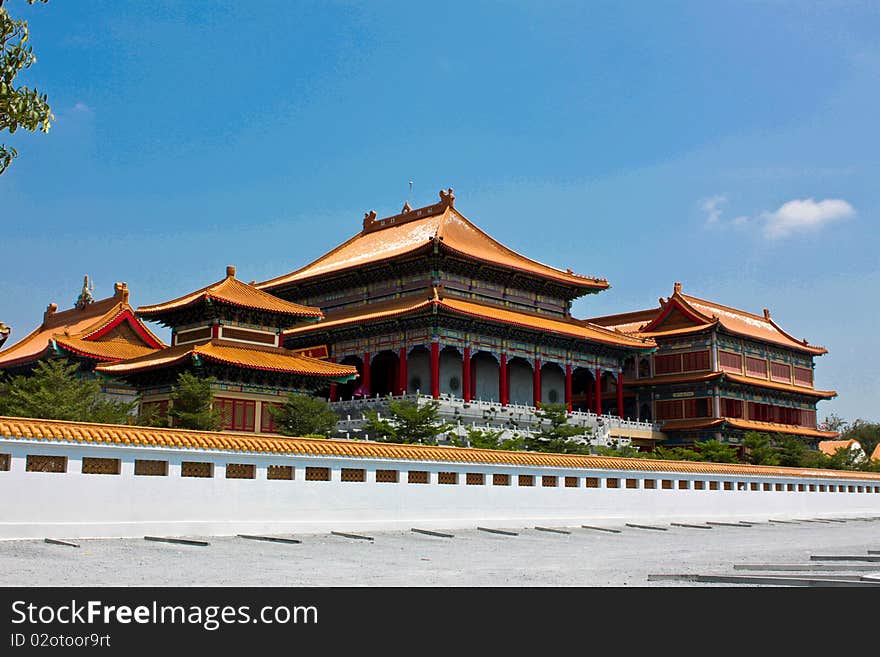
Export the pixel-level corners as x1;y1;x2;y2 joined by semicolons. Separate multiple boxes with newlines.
470;354;478;400
462;347;472;401
329;356;339;402
533;358;542;407
617;369;624;419
362;352;371;397
398;346;408;395
565;363;572;412
594;367;602;415
500;353;508;406
430;342;440;399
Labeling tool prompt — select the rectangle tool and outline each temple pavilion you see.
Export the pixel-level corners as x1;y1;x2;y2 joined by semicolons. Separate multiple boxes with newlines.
589;282;838;443
257;189;656;416
95;266;358;433
0;278;165;400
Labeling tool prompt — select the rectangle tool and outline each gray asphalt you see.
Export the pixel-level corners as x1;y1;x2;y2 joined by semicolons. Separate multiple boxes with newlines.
2;518;879;586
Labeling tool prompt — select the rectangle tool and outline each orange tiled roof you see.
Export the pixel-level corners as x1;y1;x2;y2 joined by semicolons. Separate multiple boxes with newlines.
284;291;656;350
661;417;839;439
872;443;880;463
724;418;839;439
257;191;609;292
1;415;876;480
817;439;861;457
0;284;165;369
587;283;827;355
724;373;836;399
53;336;161;362
96;339;358;380
138;266;324;321
628;371;835;399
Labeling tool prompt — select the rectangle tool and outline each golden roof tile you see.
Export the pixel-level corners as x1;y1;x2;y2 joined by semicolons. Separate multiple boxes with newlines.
0;284;165;369
587;284;827;355
817;439;861;457
1;416;876;480
284;292;655;350
257;191;609;292
138;266;324;320
95;338;358;379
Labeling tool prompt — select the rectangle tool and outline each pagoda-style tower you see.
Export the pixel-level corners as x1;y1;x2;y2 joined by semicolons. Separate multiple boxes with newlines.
589;282;838;444
97;266;357;433
0;280;165;398
258;190;656;416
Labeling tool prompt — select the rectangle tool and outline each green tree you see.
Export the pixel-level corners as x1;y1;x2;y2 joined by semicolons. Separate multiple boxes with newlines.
450;426;525;451
742;431;780;466
776;434;809;467
841;419;880;464
695;439;741;464
595;444;645;458
526;402;591;454
1;0;53;175
819;413;848;434
270;393;338;437
362;398;452;444
0;358;134;423
167;372;220;431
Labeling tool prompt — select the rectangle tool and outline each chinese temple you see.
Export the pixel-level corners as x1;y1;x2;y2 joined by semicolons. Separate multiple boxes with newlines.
95;266;358;433
589;282;838;443
0;278;165;399
258;189;656;418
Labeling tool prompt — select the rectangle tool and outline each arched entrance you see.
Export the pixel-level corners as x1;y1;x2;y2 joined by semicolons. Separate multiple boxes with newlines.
407;346;430;395
540;363;565;405
508;357;533;405
337;355;363;401
471;351;499;402
601;371;618;415
571;367;595;412
439;346;463;397
370;350;399;398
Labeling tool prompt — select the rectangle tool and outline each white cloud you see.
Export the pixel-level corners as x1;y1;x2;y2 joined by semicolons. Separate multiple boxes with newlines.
72;101;92;114
761;198;855;239
700;194;727;225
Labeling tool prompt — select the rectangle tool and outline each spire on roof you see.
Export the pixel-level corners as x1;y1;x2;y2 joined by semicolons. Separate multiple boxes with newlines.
401;201;412;213
673;281;682;294
75;275;94;310
226;265;236;279
763;308;771;320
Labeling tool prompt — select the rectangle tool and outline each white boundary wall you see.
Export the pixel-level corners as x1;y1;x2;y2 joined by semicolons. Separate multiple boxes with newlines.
1;438;879;539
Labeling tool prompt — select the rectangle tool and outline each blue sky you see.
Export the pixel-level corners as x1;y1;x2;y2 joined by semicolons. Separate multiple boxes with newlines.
1;1;878;422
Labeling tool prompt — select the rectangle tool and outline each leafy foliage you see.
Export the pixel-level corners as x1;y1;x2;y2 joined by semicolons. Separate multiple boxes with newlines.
167;372;220;431
270;393;338;437
742;432;781;466
841;419;880;463
362;399;452;444
1;0;53;174
0;358;134;423
450;426;526;451
525;403;591;454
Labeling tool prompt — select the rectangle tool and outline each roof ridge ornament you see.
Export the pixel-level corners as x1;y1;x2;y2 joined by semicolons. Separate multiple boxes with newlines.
439;187;455;208
113;282;130;304
401;201;412;213
363;210;377;230
763;308;771;320
673;281;682;294
226;265;236;279
75;275;95;310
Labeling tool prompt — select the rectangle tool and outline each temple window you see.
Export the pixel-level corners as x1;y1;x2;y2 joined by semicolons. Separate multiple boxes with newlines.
226;463;256;479
267;465;294;480
793;366;813;386
745;356;767;378
26;455;66;473
493;474;511;486
438;472;458;485
135;460;168;476
718;350;743;373
408;470;429;484
467;473;485;485
518;474;535;487
565;476;579;488
681;350;710;372
305;467;330;481
341;468;366;482
181;461;213;478
0;454;9;471
542;476;558;487
216;398;256;432
654;354;682;375
376;469;399;483
81;457;121;475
